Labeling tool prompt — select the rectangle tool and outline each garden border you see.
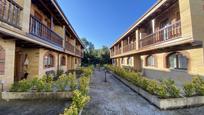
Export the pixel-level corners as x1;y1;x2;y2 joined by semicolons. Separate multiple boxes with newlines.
1;92;72;101
109;71;204;110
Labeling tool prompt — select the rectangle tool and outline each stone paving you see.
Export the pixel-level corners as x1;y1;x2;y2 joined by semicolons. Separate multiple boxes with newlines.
0;100;71;115
82;69;204;115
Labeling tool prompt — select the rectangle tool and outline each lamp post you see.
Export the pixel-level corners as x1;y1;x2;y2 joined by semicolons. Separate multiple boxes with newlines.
0;80;5;92
104;70;107;82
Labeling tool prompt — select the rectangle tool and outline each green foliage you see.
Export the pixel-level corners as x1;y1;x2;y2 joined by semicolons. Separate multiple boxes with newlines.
161;79;180;98
10;79;32;92
79;76;90;95
56;69;64;78
184;83;195;97
62;67;93;115
192;76;204;96
105;65;182;99
55;74;77;92
183;76;204;96
72;90;90;110
81;38;111;66
63;104;78;115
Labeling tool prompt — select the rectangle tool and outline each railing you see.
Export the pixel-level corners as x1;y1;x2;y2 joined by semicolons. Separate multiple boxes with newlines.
0;0;22;28
29;15;63;47
115;48;122;55
123;42;136;53
65;41;75;53
75;48;82;57
140;21;181;48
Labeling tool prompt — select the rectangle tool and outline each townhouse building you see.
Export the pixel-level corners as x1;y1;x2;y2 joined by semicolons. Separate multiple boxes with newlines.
110;0;204;86
0;0;84;89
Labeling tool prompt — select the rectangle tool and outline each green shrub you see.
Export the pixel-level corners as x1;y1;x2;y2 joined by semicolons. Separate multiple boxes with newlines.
146;80;159;95
79;76;90;95
161;79;180;98
62;104;78;115
56;69;64;77
67;73;77;91
184;83;195;97
105;65;181;99
10;79;32;92
154;84;168;99
72;90;90;110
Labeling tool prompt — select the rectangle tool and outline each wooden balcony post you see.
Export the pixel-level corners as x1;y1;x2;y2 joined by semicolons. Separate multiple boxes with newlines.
121;40;124;53
22;0;31;32
50;16;54;30
62;25;66;49
135;29;139;50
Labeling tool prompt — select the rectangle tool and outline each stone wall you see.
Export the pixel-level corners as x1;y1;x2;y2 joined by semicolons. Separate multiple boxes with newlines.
0;38;15;89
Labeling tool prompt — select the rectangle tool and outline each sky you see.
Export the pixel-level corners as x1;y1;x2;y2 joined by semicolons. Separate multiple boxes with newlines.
57;0;157;49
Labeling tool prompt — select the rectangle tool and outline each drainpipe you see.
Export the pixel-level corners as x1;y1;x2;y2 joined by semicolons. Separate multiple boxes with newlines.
57;53;60;72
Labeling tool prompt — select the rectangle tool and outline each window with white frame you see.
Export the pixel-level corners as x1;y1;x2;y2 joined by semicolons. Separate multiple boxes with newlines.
167;52;188;70
44;53;54;68
146;55;156;67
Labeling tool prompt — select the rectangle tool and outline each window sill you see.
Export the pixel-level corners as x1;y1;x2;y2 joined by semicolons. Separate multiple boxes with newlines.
169;68;188;72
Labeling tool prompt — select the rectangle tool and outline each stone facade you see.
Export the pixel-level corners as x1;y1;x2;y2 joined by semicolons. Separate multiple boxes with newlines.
110;0;204;83
0;0;83;90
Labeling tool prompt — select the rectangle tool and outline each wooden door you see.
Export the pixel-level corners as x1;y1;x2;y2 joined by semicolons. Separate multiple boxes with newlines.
14;51;25;82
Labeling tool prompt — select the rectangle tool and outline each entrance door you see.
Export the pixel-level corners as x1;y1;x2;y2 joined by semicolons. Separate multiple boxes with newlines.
160;19;170;40
14;51;26;82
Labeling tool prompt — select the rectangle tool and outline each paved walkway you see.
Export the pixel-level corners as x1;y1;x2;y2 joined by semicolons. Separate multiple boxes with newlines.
82;69;204;115
0;100;71;115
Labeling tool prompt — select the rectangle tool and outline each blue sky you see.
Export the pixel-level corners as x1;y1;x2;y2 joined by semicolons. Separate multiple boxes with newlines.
57;0;157;49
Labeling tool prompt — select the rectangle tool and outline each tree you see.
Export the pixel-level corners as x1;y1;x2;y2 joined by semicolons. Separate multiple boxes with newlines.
81;38;111;66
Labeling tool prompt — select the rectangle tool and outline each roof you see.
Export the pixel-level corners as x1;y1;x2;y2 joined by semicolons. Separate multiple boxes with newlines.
51;0;85;48
110;0;168;49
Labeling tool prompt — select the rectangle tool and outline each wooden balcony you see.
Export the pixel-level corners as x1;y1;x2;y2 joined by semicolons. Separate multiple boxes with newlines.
0;0;23;29
139;21;181;48
75;48;82;57
123;42;136;53
29;15;63;47
65;41;75;53
115;49;122;55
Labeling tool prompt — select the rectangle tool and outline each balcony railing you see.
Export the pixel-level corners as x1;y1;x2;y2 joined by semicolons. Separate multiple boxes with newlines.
65;41;75;53
115;48;122;55
123;42;136;53
140;20;181;48
29;15;63;47
0;0;22;28
75;48;82;57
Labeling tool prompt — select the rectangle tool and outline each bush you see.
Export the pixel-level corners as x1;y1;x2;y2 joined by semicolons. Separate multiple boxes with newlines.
79;76;90;95
184;83;195;97
10;79;32;92
105;65;181;99
62;90;90;115
161;79;180;98
63;104;78;115
72;90;90;110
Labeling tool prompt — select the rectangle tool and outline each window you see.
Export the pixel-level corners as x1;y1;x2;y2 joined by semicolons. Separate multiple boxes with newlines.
0;46;5;75
44;53;54;68
75;58;78;64
127;57;132;65
167;52;188;70
61;56;66;66
121;58;124;64
146;55;156;67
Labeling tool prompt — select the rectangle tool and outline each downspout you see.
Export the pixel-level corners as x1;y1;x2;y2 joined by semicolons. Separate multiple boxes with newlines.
57;53;60;71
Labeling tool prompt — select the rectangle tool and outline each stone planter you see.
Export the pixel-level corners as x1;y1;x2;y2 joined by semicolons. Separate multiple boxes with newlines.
109;71;204;110
1;92;72;101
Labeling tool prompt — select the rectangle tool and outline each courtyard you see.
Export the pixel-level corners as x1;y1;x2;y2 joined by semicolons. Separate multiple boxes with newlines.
82;69;204;115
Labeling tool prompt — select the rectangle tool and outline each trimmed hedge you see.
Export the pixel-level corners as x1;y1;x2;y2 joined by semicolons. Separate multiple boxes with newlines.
105;65;181;99
62;66;93;115
184;76;204;97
